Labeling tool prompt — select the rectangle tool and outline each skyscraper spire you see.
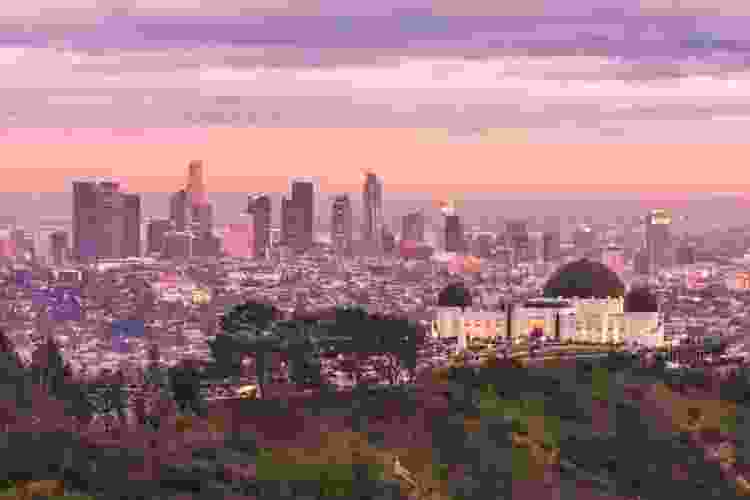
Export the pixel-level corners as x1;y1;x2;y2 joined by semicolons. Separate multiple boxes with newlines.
186;160;207;207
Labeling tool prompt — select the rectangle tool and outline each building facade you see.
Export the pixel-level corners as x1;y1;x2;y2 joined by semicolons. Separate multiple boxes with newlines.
73;180;137;262
330;194;353;256
291;181;315;252
49;231;68;266
601;244;625;276
444;214;464;253
169;189;191;233
401;211;425;244
123;193;141;258
646;209;672;273
432;297;662;347
248;194;272;259
505;220;529;265
542;231;561;262
362;172;383;253
147;219;172;257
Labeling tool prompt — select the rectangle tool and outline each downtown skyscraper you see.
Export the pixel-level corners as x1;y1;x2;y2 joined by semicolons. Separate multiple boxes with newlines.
282;180;314;253
401;211;425;244
646;209;673;274
444;214;464;253
73;180;139;261
362;171;383;253
330;194;352;256
248;193;272;259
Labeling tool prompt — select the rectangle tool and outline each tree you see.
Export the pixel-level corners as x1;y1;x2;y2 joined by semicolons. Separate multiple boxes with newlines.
219;300;279;335
169;359;206;418
368;314;422;386
275;320;325;389
0;329;33;431
90;369;127;432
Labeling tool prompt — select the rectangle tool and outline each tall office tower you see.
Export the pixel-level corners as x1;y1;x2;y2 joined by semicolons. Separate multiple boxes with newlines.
291;180;315;252
147;219;172;256
528;231;546;263
163;231;193;261
382;225;396;254
170;189;191;233
73;181;99;262
281;196;290;245
186;160;207;207
634;248;650;275
248;194;272;259
362;171;383;252
401;211;425;243
675;243;696;266
49;231;68;266
11;229;34;262
646;209;672;274
96;181;125;259
284;203;306;253
472;233;494;259
122;193;141;258
542;231;561;262
190;203;213;236
444;214;464;253
505;220;529;266
223;222;254;259
330;194;353;256
0;231;15;260
573;224;597;258
601;244;625;275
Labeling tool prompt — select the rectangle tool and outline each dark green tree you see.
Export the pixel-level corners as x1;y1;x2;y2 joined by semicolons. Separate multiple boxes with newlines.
219;300;279;335
169;360;206;417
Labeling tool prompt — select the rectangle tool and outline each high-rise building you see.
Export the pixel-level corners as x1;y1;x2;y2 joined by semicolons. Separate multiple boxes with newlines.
96;181;125;260
444;214;464;253
401;211;425;243
602;244;625;276
505;220;529;265
634;248;650;275
123;193;141;258
291;180;314;251
248;194;272;259
147;219;172;257
472;233;494;259
330;195;352;256
12;229;34;262
72;181;99;262
284;204;306;253
362;171;383;252
163;231;193;261
169;189;191;233
49;231;68;266
573;225;597;259
186;160;207;207
675;243;696;267
191;203;213;236
281;196;290;245
646;209;672;273
542;231;561;262
72;180;140;262
382;225;396;254
223;222;253;259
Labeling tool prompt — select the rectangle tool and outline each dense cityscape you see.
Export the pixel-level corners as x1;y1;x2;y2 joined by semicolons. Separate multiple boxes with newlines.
7;2;750;499
2;161;750;499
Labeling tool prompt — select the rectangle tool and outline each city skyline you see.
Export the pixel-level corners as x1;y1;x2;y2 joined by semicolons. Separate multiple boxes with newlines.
1;3;750;194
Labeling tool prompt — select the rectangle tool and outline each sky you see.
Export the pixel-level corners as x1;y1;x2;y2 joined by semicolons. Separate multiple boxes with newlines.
4;1;750;194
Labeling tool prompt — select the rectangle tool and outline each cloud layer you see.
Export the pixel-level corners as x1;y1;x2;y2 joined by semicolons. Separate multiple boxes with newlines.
1;10;750;141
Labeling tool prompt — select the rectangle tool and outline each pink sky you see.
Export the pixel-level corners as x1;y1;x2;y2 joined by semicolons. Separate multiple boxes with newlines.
3;127;750;196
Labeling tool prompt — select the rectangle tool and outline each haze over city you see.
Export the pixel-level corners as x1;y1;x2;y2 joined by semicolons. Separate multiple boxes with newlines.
4;1;750;500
